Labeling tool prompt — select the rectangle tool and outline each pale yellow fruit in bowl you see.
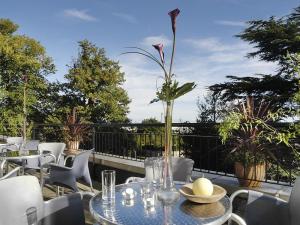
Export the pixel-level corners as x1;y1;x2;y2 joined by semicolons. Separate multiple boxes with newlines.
192;178;214;196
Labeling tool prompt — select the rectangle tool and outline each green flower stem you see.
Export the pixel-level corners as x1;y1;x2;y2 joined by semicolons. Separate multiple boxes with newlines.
163;100;174;189
164;100;174;157
168;32;176;80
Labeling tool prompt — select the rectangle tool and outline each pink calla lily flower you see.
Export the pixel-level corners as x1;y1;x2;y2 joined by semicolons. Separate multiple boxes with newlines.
168;8;180;34
152;43;165;64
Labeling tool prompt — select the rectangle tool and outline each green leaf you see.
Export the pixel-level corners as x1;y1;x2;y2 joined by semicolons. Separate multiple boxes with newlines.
172;82;196;100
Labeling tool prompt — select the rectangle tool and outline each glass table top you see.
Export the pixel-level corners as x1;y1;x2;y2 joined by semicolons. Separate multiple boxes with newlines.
90;182;232;225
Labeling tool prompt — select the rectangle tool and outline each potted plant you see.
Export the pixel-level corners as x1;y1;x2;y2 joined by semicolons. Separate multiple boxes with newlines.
218;96;292;187
63;108;90;154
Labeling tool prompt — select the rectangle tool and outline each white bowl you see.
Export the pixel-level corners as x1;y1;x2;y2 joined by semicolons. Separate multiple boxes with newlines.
179;183;226;204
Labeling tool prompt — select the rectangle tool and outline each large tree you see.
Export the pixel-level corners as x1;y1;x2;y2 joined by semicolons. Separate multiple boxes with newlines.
196;92;229;123
210;75;298;110
209;6;300;108
238;6;300;75
51;40;130;123
0;19;55;135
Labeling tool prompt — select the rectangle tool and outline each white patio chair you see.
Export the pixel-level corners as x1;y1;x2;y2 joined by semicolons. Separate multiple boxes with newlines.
0;176;93;225
38;142;66;165
41;149;94;193
229;177;300;225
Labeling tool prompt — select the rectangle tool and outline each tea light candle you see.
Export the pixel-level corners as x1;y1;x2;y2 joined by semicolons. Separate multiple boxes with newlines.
146;197;154;206
122;199;135;207
122;188;135;200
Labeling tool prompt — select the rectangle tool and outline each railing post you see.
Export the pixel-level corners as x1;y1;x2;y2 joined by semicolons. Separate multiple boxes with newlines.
92;126;96;152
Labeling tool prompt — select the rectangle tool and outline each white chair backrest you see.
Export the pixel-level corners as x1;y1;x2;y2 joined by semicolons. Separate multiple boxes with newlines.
144;157;194;182
38;142;66;163
0;176;44;225
172;157;194;182
6;137;23;145
72;150;92;178
23;140;40;150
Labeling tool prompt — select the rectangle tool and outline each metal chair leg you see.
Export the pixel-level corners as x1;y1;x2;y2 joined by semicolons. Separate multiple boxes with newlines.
0;160;7;177
5;162;9;174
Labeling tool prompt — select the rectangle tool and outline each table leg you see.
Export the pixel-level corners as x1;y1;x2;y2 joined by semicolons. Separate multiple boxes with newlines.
21;159;26;175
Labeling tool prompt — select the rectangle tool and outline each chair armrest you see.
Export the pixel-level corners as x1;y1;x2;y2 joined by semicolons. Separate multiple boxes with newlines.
230;189;288;205
230;213;247;225
125;177;145;184
230;189;249;204
0;166;21;181
230;189;288;225
64;155;76;166
79;191;95;198
41;152;56;164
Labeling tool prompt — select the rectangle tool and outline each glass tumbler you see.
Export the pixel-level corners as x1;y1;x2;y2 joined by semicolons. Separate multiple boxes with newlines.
142;182;156;208
144;157;156;181
152;158;163;188
102;170;116;204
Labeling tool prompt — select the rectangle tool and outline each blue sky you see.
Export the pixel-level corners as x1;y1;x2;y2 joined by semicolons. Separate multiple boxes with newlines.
1;0;299;122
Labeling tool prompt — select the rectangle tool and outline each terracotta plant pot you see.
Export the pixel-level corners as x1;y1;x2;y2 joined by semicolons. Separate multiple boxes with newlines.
234;162;266;187
66;140;80;154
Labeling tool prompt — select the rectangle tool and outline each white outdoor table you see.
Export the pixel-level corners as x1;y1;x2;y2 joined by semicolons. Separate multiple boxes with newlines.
0;150;40;177
90;182;232;225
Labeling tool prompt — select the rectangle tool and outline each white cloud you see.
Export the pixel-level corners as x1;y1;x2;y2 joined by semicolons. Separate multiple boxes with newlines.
112;12;138;24
141;35;172;47
183;37;248;52
63;9;97;22
215;20;246;27
119;36;277;122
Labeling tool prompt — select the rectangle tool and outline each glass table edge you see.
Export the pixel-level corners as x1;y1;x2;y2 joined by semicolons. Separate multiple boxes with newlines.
89;181;233;225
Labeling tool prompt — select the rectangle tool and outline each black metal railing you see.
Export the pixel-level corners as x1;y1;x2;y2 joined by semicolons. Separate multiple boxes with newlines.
2;122;299;186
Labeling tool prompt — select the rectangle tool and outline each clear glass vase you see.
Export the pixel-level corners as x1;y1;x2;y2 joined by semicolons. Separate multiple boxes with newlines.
157;101;180;205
